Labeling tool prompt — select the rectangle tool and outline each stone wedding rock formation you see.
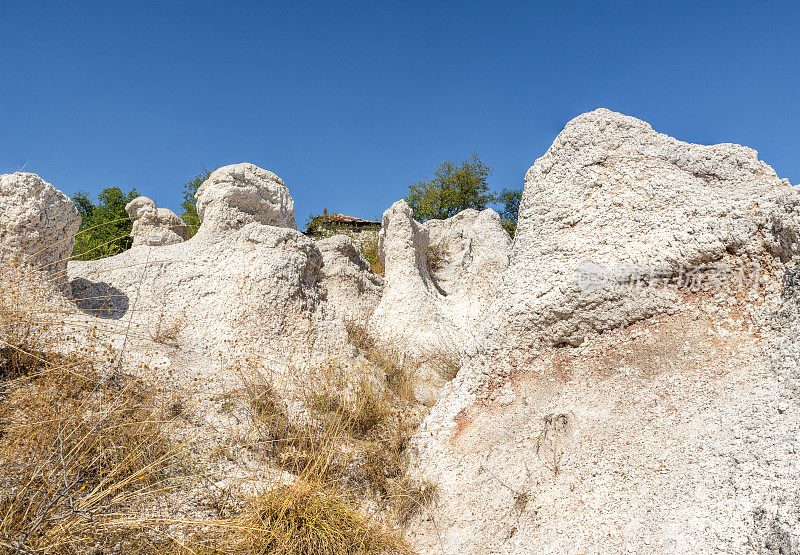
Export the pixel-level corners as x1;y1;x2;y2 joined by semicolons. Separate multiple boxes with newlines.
316;234;383;323
0;172;80;289
408;108;800;554
125;196;190;246
368;200;511;404
69;165;324;357
195;163;297;233
66;162;387;461
6;110;799;553
493;107;799;350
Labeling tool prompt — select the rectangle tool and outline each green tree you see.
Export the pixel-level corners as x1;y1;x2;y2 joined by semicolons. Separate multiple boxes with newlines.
405;152;496;221
180;169;211;236
496;187;522;238
72;187;139;260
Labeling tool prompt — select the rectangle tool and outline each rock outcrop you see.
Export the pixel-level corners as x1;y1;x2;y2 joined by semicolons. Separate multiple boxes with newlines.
125;196;190;246
497;107;798;349
68;164;344;383
426;208;511;326
316;234;383;323
0;172;80;289
368;200;510;404
195;163;297;233
409;109;800;554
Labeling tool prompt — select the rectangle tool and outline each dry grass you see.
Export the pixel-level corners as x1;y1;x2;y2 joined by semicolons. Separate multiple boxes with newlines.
390;478;437;525
220;326;435;535
194;480;410;555
310;376;390;439
426;242;447;274
419;338;461;381
344;320;416;403
0;261;187;554
147;311;187;346
358;234;384;276
0;245;430;553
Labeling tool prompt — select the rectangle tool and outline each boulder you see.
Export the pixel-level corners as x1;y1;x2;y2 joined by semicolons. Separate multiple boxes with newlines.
125;196;190;247
195;163;296;233
0;172;80;289
316;235;383;323
408;108;800;554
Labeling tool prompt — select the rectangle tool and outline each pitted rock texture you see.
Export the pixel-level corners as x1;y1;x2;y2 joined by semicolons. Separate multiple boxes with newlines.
496;107;799;349
316;234;383;323
409;109;800;554
426;208;511;326
0;172;80;288
195;163;297;233
68;223;325;352
125;196;190;246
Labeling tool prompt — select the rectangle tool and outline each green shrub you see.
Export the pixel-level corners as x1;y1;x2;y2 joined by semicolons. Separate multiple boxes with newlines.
179;169;211;236
71;187;139;260
406;152;495;222
497;187;522;238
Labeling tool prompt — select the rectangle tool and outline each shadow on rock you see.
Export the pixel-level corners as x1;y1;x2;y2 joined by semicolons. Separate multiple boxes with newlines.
69;277;130;319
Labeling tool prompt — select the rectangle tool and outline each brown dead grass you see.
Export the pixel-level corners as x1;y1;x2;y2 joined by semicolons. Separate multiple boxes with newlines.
0;260;187;554
1;248;428;553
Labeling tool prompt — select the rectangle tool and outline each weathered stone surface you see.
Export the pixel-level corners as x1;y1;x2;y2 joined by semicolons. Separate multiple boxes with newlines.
195;163;296;233
426;208;511;327
69;223;321;340
125;196;189;247
409;109;800;554
499;107;798;349
0;172;80;288
316;234;383;323
368;200;511;404
67;166;357;399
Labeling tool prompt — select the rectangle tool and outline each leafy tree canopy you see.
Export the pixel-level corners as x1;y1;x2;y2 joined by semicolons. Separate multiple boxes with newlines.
405;152;496;222
405;152;523;238
72;187;139;260
496;187;522;238
180;169;211;236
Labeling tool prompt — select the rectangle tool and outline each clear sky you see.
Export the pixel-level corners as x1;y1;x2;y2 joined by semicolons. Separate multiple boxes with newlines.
1;1;798;224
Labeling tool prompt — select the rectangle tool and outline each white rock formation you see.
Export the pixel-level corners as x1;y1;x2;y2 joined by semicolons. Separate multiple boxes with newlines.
67;164;358;407
426;208;511;326
410;109;800;554
316;234;383;323
368;200;510;404
498;107;799;349
0;172;80;288
69;223;324;347
195;163;297;233
125;196;190;247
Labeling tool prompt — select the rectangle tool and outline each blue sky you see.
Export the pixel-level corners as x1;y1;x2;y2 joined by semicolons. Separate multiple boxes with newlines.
1;1;798;224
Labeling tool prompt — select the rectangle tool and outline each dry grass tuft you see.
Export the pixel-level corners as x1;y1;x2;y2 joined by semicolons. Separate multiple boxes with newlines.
426;242;447;274
310;376;389;439
419;339;461;381
390;477;438;525
0;261;186;554
359;234;384;276
344;320;416;403
190;480;410;555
